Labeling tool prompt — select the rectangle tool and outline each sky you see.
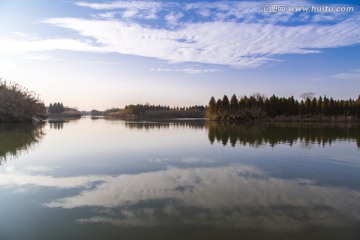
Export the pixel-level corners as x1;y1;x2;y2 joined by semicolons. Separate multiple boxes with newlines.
0;0;359;111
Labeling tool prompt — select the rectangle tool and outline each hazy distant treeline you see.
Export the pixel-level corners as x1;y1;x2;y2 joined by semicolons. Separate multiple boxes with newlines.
206;94;360;121
0;80;45;122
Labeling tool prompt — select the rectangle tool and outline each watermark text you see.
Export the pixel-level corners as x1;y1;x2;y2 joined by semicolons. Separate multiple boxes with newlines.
262;5;355;13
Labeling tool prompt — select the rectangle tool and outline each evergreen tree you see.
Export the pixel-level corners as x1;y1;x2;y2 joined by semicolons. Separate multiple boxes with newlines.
311;97;317;114
305;98;311;115
221;95;230;112
239;96;248;110
216;99;222;114
300;100;306;115
208;97;216;115
322;96;329;115
48;102;65;114
230;94;238;113
317;96;323;114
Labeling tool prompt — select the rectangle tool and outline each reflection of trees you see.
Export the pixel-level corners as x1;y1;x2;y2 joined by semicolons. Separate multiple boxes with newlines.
206;122;360;148
0;123;45;164
125;120;205;130
48;118;80;130
49;122;64;130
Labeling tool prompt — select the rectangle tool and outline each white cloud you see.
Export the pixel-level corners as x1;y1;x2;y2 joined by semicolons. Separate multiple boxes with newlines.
76;1;164;19
40;16;360;68
165;12;184;25
75;1;163;10
332;69;360;80
122;9;139;18
150;67;221;74
1;1;359;68
94;11;119;19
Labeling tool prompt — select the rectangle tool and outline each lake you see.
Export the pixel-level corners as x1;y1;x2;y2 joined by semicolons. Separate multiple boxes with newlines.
1;118;360;240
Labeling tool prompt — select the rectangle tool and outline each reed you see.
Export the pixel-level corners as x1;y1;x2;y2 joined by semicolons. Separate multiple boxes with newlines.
0;79;46;122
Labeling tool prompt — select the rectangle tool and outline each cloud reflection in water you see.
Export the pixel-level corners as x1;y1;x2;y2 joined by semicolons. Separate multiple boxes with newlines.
1;163;359;231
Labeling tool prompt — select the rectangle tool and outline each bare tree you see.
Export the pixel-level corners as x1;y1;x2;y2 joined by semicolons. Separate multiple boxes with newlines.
300;92;316;100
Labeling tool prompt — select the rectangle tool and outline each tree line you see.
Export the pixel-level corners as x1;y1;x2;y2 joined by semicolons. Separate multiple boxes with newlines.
122;104;205;118
206;94;360;121
125;104;205;114
48;102;79;115
48;102;65;114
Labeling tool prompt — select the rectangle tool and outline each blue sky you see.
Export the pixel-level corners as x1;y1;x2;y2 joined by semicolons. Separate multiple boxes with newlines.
0;0;359;110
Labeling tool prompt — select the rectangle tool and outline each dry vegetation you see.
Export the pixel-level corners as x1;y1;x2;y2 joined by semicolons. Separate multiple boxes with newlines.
0;79;46;122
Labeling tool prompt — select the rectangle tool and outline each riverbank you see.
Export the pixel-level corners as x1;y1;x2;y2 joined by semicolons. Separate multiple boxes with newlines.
104;112;360;123
208;115;360;123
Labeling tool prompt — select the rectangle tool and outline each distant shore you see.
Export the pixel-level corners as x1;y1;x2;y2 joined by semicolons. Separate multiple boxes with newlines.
46;110;82;119
103;113;360;123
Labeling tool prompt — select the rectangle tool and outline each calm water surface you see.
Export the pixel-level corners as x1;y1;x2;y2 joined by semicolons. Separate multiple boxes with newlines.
1;118;360;240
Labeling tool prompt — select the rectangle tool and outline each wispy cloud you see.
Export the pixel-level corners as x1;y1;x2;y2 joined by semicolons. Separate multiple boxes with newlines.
25;54;60;61
150;67;221;74
75;1;163;10
76;0;164;19
40;16;359;68
1;1;359;68
165;12;184;26
332;69;360;80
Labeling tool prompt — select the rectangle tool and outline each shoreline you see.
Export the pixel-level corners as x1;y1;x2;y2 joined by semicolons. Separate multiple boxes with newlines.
2;114;360;124
106;114;360;123
206;115;360;123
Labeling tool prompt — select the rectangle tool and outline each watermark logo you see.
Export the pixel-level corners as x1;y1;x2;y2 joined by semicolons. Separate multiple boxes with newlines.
262;4;286;13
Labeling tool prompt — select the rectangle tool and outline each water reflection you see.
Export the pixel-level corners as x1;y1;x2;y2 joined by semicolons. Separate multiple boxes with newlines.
122;121;360;148
2;164;359;232
0;123;45;164
1;119;360;239
124;120;205;130
206;122;360;148
48;118;80;130
49;122;64;130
